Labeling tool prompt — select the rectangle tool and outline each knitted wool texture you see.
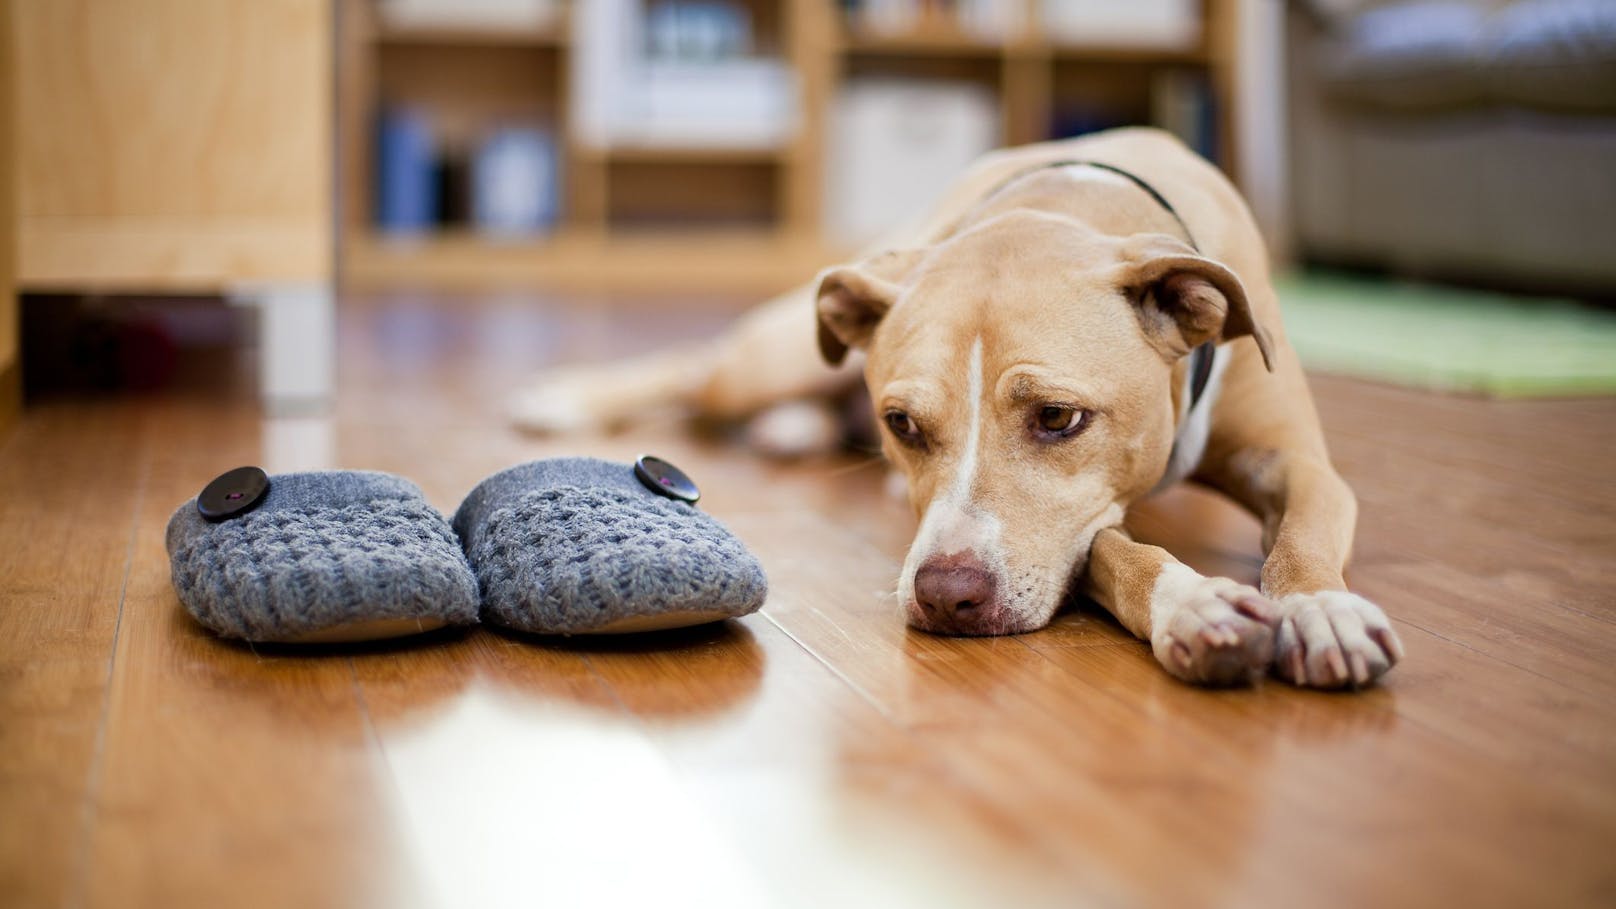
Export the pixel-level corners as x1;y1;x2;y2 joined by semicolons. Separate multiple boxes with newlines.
166;471;480;641
452;458;768;634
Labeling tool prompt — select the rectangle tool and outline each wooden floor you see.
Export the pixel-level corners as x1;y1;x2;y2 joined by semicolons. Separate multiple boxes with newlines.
2;290;1614;909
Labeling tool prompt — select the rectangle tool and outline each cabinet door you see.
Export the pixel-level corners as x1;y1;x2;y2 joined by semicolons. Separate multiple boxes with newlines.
14;0;332;290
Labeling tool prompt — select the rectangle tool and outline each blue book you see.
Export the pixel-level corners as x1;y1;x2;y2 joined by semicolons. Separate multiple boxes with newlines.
375;107;439;234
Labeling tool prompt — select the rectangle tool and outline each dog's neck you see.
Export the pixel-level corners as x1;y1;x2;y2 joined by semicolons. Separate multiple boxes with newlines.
947;163;1190;247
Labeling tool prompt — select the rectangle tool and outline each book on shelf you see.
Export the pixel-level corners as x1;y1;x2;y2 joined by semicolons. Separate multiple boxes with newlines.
376;107;438;235
572;0;798;152
376;107;562;238
1150;69;1218;162
1046;72;1217;164
646;0;753;59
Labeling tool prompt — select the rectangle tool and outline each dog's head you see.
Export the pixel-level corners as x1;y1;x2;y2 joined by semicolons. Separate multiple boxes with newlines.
817;212;1273;635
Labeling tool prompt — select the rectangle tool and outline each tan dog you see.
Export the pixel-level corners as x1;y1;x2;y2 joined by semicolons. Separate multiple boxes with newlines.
511;127;1403;688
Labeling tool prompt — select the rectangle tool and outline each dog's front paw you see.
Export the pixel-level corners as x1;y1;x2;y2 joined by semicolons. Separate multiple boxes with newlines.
1273;591;1404;689
1151;569;1279;686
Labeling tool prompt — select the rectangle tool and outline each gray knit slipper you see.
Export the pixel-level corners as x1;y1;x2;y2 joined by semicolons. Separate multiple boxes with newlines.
167;468;481;644
452;456;768;635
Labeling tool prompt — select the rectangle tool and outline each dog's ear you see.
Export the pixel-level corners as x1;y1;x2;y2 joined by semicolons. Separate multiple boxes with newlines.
1119;234;1276;372
815;249;925;365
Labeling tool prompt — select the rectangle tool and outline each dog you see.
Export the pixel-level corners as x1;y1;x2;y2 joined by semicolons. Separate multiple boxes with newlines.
510;127;1403;689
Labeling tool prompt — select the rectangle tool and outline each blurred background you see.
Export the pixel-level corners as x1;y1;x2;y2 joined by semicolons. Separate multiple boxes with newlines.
2;0;1614;429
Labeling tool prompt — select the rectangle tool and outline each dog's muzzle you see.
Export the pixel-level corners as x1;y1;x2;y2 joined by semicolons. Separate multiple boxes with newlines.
907;551;1014;636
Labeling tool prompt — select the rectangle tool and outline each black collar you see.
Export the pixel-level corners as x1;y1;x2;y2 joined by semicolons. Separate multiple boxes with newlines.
985;158;1217;409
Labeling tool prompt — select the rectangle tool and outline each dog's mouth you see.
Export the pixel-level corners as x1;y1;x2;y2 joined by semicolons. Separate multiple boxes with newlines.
902;560;1087;637
906;599;1028;636
906;605;1047;637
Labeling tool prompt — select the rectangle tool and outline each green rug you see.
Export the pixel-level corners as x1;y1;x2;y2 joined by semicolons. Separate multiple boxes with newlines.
1273;270;1616;398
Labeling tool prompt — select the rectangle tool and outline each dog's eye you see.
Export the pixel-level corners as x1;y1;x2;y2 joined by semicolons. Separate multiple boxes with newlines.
884;409;924;447
1035;405;1089;438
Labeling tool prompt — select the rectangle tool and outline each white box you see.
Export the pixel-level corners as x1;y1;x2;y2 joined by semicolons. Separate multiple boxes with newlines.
958;0;1027;41
1040;0;1200;48
379;0;561;32
825;80;1000;248
625;60;798;149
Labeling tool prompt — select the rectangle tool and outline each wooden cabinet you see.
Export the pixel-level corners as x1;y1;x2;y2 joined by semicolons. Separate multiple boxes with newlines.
1;1;17;435
8;0;336;410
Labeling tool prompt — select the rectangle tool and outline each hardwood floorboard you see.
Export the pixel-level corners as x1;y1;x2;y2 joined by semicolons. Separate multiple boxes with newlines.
0;404;144;908
748;514;1321;904
1325;419;1616;540
1;292;1613;908
1037;643;1614;908
1354;563;1616;699
1310;374;1616;475
77;396;409;909
1327;432;1616;611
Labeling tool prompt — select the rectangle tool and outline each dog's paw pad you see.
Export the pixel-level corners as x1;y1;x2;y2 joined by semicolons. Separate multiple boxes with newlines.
1273;590;1402;689
1152;575;1278;686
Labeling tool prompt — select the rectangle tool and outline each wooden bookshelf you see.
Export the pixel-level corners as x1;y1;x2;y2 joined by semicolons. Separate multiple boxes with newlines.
1047;43;1210;64
373;23;567;48
1;0;17;438
585;144;791;166
338;0;1238;296
344;226;833;294
836;27;1013;57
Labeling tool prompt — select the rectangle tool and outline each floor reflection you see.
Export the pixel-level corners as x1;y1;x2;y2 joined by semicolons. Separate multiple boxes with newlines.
261;413;336;474
380;687;773;909
484;620;766;720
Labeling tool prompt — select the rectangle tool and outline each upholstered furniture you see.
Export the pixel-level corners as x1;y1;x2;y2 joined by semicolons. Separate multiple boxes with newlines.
1287;0;1616;294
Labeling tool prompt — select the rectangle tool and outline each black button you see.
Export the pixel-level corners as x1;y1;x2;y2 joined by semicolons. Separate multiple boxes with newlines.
197;466;270;522
633;455;700;505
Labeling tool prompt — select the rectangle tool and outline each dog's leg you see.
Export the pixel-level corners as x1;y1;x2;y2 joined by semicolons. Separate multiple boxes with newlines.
509;281;860;435
1199;447;1405;689
1084;528;1278;686
509;342;718;433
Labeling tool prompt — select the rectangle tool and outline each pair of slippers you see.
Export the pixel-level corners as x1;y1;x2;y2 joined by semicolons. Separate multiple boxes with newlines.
165;457;768;644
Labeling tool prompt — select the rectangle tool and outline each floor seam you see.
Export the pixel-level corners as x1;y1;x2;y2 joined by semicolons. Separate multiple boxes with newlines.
347;658;404;795
1389;614;1613;704
576;651;635;717
759;609;897;724
345;657;423;904
65;431;147;909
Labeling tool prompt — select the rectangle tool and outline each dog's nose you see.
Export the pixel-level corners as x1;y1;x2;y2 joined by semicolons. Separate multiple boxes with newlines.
914;555;997;618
